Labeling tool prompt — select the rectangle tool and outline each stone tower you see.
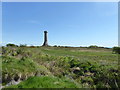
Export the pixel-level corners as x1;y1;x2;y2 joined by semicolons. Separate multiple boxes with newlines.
42;31;48;46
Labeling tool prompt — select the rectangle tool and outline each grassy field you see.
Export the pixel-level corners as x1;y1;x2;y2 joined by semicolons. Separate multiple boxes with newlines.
1;46;119;88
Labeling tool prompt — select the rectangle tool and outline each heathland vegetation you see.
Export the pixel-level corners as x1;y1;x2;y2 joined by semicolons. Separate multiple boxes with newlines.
1;44;120;88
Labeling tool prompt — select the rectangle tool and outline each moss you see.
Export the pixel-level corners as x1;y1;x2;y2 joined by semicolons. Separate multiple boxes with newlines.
6;76;81;88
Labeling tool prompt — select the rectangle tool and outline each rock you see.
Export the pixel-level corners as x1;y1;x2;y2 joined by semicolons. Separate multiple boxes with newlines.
85;72;94;76
72;67;81;74
14;74;20;81
74;67;80;70
35;72;41;76
20;74;27;81
5;79;21;87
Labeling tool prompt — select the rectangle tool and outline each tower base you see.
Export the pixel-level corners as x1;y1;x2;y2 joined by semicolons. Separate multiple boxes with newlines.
42;42;49;46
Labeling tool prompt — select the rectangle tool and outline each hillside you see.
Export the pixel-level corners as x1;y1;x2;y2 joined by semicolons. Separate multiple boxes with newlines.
1;46;120;88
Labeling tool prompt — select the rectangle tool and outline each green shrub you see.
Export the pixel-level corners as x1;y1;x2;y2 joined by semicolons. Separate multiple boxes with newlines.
88;45;98;48
20;44;27;47
53;45;57;47
112;47;120;54
6;43;17;47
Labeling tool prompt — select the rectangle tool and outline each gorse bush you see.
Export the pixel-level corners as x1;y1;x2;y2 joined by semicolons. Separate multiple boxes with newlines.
6;43;18;47
88;45;98;48
112;47;120;54
19;44;27;47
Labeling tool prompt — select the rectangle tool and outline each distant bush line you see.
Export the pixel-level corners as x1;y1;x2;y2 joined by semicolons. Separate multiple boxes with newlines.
2;43;120;54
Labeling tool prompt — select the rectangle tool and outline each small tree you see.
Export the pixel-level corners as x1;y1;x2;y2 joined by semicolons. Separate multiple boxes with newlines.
112;47;120;54
53;45;57;47
6;43;17;47
20;44;27;47
89;45;98;48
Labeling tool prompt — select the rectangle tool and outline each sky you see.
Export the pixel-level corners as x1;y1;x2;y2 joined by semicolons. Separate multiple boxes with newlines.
2;2;118;47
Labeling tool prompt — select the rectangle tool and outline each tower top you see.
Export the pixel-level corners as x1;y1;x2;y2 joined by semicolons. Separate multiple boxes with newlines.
44;31;48;33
